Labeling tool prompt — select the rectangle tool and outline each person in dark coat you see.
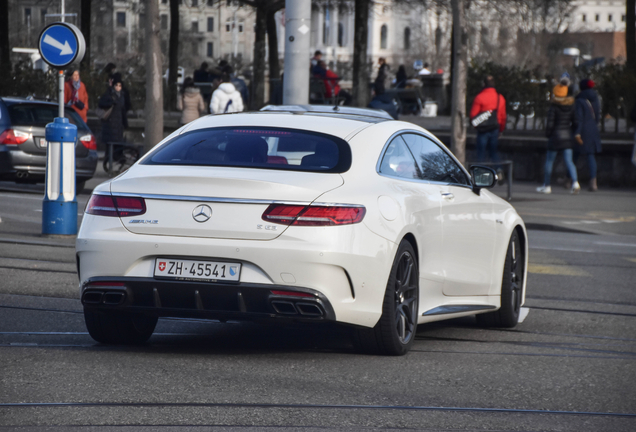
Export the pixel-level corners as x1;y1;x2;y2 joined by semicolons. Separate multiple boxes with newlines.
374;57;389;94
574;78;602;191
395;65;408;89
109;73;132;128
537;80;580;194
368;82;399;119
98;77;126;145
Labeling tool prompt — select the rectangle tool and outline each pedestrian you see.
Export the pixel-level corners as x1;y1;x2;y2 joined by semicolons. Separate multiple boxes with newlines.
101;62;117;86
64;69;89;123
536;79;580;194
418;62;431;76
395;65;407;89
368;82;398;119
177;77;206;125
98;77;126;145
374;57;389;93
194;62;213;108
574;78;602;191
209;73;244;114
311;50;323;75
314;61;352;106
469;75;507;179
223;64;249;108
109;72;132;129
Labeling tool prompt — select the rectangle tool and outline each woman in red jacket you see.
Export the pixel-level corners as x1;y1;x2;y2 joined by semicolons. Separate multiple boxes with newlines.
64;69;89;123
470;75;506;172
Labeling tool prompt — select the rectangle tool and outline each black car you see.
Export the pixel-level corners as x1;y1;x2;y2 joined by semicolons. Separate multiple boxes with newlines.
0;97;98;191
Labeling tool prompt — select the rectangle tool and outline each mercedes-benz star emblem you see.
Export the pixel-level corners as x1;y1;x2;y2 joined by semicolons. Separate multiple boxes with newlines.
192;204;212;223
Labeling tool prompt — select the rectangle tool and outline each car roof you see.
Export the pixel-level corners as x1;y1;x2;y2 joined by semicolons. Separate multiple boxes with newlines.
260;105;394;121
0;97;60;107
182;111;386;141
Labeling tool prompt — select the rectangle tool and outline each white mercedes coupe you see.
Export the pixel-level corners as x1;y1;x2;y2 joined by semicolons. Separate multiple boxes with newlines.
76;105;527;355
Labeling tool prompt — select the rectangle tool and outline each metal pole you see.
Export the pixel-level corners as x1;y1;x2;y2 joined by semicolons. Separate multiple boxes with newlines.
283;0;311;105
61;0;65;22
58;69;64;118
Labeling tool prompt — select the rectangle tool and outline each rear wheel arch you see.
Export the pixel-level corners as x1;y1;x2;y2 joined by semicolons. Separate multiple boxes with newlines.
401;233;419;265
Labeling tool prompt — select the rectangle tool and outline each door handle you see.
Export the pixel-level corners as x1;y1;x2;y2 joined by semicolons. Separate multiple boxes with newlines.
441;192;454;200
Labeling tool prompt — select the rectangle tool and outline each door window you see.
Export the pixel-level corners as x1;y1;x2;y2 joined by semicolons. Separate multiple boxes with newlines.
379;136;420;180
401;133;470;186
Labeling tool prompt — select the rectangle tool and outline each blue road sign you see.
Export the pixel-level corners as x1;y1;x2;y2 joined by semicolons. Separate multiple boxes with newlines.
38;23;85;68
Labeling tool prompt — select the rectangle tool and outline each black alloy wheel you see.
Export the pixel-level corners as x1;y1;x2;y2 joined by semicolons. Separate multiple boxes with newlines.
352;240;419;356
477;230;523;328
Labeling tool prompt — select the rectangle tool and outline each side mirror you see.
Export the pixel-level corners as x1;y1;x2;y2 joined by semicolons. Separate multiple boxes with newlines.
470;165;497;193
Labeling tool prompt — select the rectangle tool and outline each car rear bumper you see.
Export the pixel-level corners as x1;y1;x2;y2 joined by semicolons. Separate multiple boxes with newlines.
80;277;336;323
0;148;98;181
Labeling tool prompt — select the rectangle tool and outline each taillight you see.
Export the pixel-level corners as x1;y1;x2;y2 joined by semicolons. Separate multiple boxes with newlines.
79;134;97;150
85;194;146;217
0;129;30;145
262;204;365;226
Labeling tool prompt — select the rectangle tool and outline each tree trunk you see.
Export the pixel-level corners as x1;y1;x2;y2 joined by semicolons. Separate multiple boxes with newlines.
168;0;180;112
0;0;10;78
144;0;164;154
251;2;267;110
266;7;280;101
450;0;468;165
352;0;370;107
80;0;91;72
627;0;635;71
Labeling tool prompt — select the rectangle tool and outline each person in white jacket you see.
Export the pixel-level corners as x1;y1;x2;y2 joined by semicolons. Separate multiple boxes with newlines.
209;75;244;114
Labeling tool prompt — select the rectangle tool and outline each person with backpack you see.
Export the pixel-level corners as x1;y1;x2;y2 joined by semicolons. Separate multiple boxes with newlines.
470;75;507;179
536;78;580;194
209;73;244;114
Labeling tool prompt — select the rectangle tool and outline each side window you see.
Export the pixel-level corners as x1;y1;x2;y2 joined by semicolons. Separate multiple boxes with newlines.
401;133;470;186
379;136;420;180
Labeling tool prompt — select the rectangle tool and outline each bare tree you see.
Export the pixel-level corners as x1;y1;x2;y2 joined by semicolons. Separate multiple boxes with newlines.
168;0;180;112
450;0;468;164
144;0;164;153
80;0;91;72
0;0;10;76
627;0;635;71
352;0;371;107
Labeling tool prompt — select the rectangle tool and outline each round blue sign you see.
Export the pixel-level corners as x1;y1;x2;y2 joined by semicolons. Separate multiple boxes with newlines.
38;23;85;68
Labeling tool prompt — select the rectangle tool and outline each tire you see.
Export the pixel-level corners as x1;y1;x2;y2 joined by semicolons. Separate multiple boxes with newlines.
352;240;419;356
476;231;523;328
84;309;157;344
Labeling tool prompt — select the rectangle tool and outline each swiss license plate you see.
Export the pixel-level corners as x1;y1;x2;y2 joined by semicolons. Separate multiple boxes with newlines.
154;259;241;282
39;138;47;148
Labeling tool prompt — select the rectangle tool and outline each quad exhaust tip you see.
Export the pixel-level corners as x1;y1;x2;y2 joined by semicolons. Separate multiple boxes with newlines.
82;290;126;306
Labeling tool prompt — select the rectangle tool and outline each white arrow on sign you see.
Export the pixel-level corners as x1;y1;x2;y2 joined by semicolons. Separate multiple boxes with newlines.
43;34;73;56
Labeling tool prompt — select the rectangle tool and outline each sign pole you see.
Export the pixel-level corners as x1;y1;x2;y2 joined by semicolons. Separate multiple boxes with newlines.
38;22;85;236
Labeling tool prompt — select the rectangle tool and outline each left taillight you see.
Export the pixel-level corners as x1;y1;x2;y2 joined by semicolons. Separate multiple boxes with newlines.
262;204;365;226
79;134;97;150
0;129;30;145
85;194;146;217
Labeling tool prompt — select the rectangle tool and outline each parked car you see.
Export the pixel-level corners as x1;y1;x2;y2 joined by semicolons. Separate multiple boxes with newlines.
77;105;528;355
0;97;98;191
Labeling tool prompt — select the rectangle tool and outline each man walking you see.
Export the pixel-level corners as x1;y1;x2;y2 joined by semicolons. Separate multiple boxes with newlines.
470;75;507;179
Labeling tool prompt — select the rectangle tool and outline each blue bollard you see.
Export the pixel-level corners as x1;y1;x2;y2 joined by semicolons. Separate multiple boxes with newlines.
42;117;78;235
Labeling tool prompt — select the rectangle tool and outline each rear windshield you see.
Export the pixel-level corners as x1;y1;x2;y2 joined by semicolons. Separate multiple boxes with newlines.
8;104;87;129
143;127;351;173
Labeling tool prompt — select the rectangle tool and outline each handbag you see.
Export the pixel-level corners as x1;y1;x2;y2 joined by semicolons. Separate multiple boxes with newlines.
471;93;500;132
95;105;113;121
74;100;85;110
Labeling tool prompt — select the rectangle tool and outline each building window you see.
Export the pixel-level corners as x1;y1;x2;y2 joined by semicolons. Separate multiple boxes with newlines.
380;24;388;49
207;0;214;6
404;27;411;50
40;8;47;26
608;14;612;22
582;14;586;22
338;22;344;47
226;19;231;32
622;14;626;22
192;0;198;6
207;17;214;32
595;14;600;22
24;8;31;24
161;14;168;30
192;20;199;32
323;7;330;45
192;42;198;56
116;12;126;27
238;22;244;32
161;0;167;4
207;42;213;57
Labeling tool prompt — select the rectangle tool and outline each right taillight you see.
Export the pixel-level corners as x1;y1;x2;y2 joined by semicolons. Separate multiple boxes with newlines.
262;204;365;226
85;194;146;217
79;134;97;150
0;129;30;145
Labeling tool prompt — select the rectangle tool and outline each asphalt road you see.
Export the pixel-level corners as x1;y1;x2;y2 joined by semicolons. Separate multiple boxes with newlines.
0;184;635;431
